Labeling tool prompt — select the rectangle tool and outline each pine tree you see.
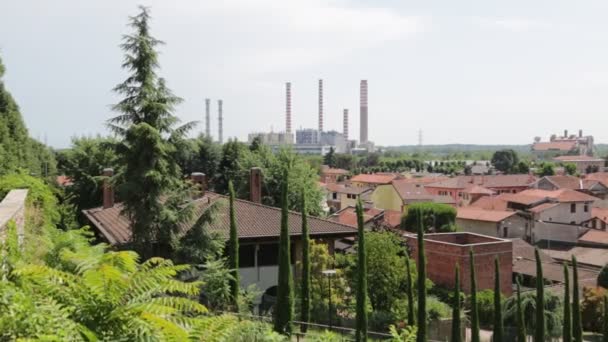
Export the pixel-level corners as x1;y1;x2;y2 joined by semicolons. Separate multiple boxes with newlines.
602;295;608;342
535;248;545;342
227;181;239;311
470;249;480;342
493;257;503;342
516;278;526;342
451;264;461;342
274;170;293;335
300;191;311;333
572;256;583;342
355;199;368;342
563;263;572;342
416;209;427;342
406;256;415;326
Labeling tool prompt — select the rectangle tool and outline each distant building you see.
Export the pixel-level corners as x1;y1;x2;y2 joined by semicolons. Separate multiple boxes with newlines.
319;165;349;184
532;129;594;160
294;129;349;154
248;131;293;145
552;155;604;174
532;175;608;199
296;129;320;145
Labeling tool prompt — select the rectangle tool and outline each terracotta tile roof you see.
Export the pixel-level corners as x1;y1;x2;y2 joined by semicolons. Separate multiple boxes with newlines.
463;184;495;195
383;210;402;228
457;207;516;223
528;203;559;213
511;239;554;263
425;175;536;189
532;141;577;151
391;181;434;201
513;258;598;285
545;247;608;269
321;168;349;175
592;207;608;224
83;193;357;245
392;176;449;185
325;183;372;195
330;206;383;227
507;188;597;204
578;229;608;246
553;155;604;162
351;173;397;185
469;195;509;211
586;172;608;187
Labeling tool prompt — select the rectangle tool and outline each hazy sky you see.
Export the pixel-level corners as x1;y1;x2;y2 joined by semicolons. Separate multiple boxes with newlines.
2;0;608;148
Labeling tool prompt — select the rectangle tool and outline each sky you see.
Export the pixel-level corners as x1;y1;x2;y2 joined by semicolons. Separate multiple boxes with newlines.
1;0;608;148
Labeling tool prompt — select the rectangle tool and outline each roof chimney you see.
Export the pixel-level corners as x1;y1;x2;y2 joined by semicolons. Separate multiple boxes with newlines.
318;79;324;132
286;82;292;134
191;172;206;198
102;168;114;209
205;99;211;138
343;108;349;140
218;100;223;144
250;167;263;203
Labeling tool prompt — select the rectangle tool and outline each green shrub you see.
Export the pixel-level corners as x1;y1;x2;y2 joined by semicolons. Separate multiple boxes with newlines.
401;202;456;233
472;289;505;328
0;173;60;225
581;286;607;332
427;295;451;321
597;264;608;288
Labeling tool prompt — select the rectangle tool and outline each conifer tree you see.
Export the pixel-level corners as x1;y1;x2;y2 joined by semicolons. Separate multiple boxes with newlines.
300;191;311;333
470;249;480;342
535;248;545;342
416;209;427;342
228;180;239;311
572;256;583;342
406;256;415;326
493;257;503;342
274;170;293;335
451;264;461;342
516;279;526;342
563;263;572;342
355;199;368;342
603;296;608;342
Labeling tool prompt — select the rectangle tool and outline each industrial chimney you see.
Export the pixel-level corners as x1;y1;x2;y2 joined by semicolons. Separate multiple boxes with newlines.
218;99;223;144
286;82;292;134
318;79;324;132
205;99;211;138
579;129;583;138
360;80;368;144
250;167;263;203
343;108;349;140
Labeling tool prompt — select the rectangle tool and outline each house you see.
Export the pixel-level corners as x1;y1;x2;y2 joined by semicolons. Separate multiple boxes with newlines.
587;207;608;230
532;130;594;160
532;175;608;199
329;205;384;229
319;165;349;184
587;172;608;187
456;207;527;238
83;169;358;304
425;175;536;206
350;173;399;188
371;177;454;213
324;183;373;212
553;155;604;174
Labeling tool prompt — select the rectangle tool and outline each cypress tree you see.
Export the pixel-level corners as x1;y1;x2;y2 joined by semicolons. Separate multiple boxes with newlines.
300;191;311;333
416;209;427;342
535;248;545;342
228;181;239;311
493;257;503;342
355;200;368;342
470;249;480;342
516;278;526;342
572;256;582;342
406;256;415;327
274;170;293;335
451;264;461;342
603;296;608;342
563;263;571;342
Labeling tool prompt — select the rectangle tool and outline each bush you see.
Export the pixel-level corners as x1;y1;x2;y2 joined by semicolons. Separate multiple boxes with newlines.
582;286;607;332
427;295;451;321
401;202;456;233
597;264;608;288
472;289;505;328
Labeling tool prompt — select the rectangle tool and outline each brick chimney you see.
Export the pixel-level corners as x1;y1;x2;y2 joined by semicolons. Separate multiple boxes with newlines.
102;168;114;209
191;172;206;197
250;167;263;203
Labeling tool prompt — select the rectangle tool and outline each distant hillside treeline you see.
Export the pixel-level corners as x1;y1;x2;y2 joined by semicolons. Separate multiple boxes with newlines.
385;144;608;159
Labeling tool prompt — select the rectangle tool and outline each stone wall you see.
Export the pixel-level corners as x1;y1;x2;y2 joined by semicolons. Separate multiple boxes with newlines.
0;189;28;243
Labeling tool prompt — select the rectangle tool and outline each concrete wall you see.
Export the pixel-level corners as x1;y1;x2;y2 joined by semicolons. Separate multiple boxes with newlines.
0;189;28;243
457;215;527;239
371;184;402;212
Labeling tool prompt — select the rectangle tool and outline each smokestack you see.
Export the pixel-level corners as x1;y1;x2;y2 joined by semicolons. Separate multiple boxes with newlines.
286;82;292;134
190;172;206;198
579;129;583;138
218;100;223;144
343;108;349;140
318;79;323;132
564;129;568;138
205;99;211;138
250;167;263;203
102;168;114;209
360;80;368;143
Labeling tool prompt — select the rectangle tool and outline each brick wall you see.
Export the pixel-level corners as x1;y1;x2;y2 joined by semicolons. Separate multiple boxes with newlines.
407;232;513;295
0;189;28;244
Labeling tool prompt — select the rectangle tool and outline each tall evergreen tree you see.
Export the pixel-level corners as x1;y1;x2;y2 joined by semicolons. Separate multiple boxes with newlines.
406;256;415;326
355;199;368;342
227;181;239;311
300;191;311;333
323;146;337;167
470;249;480;342
109;6;193;257
451;264;461;342
516;279;526;342
493;257;503;342
563;264;572;342
603;296;608;342
535;248;545;342
417;209;427;342
274;170;293;335
572;256;583;342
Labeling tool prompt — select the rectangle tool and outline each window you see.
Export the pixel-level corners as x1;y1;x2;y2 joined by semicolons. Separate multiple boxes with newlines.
257;244;279;266
571;203;576;213
503;227;508;238
332;193;338;200
584;204;589;213
239;245;256;268
347;194;357;199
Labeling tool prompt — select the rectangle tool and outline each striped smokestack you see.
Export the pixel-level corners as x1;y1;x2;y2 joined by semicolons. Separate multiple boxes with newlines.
343;108;349;140
318;79;323;132
360;80;368;143
205;98;211;138
286;82;292;134
218;99;223;144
